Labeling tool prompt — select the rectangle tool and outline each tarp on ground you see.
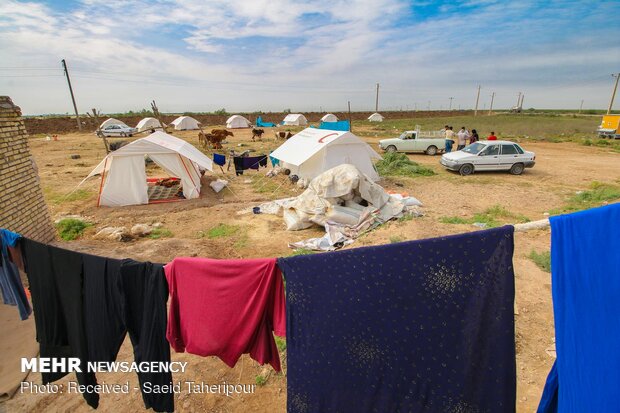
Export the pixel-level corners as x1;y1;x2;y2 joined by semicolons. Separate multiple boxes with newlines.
256;116;276;127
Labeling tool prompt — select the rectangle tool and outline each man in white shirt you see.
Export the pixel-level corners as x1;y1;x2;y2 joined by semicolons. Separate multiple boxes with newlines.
457;126;470;150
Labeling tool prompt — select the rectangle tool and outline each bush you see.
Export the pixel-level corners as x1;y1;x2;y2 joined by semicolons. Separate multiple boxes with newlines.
213;108;228;116
376;152;436;178
149;228;173;239
56;218;91;240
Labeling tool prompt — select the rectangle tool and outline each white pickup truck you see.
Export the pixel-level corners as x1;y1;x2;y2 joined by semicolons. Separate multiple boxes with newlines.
378;129;446;155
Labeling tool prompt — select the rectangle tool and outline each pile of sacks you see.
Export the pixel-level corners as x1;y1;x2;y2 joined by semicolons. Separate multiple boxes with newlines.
255;164;423;250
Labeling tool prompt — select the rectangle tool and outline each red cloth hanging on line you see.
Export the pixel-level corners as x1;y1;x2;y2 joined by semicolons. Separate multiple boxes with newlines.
164;257;286;371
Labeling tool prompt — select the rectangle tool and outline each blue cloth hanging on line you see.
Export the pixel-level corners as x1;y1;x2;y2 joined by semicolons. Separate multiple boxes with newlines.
0;229;32;320
279;226;516;413
269;155;280;167
537;203;620;413
213;153;226;167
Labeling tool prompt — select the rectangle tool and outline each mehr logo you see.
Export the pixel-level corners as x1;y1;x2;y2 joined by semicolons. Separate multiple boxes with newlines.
22;358;82;373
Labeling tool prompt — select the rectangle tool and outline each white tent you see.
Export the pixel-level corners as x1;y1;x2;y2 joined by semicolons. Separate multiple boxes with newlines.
82;131;213;207
100;118;129;129
136;117;163;132
282;114;308;126
321;114;338;122
269;127;381;181
171;116;201;130
368;113;384;122
226;115;251;129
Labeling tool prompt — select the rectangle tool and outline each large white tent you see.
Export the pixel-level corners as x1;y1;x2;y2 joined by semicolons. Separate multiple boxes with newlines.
135;117;163;132
282;114;308;126
269;127;381;181
321;114;338;122
171;116;201;130
226;115;251;128
100;118;129;129
368;113;384;122
82;131;213;207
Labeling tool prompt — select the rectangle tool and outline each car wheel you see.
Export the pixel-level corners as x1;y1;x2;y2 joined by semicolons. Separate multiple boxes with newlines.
386;145;397;153
128;134;133;137
426;145;438;156
120;132;126;137
459;163;474;176
510;163;524;175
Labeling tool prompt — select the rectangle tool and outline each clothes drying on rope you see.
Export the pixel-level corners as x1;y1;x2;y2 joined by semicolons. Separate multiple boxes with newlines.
22;239;173;412
213;153;226;167
538;203;620;413
22;239;100;408
279;226;517;413
164;257;286;371
0;229;31;320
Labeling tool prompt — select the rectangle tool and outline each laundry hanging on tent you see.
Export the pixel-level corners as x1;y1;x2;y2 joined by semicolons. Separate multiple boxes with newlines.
538;203;620;413
22;239;100;408
269;155;280;167
278;226;516;413
0;229;31;320
164;257;286;371
213;153;226;167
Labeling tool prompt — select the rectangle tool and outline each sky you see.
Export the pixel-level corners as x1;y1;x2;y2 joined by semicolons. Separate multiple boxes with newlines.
0;0;619;115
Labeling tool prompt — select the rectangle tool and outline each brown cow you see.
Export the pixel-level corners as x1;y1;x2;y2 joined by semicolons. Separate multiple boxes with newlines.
275;131;293;140
251;128;264;141
199;131;225;149
211;129;234;138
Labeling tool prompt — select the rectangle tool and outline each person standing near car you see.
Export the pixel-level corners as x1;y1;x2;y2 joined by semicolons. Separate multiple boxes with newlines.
457;126;469;150
469;129;479;144
445;126;455;153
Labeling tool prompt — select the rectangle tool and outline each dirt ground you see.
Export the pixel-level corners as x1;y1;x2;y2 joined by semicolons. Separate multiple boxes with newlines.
4;123;620;412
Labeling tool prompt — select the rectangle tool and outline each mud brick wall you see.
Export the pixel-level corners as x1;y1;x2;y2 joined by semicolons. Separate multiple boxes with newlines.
0;96;56;242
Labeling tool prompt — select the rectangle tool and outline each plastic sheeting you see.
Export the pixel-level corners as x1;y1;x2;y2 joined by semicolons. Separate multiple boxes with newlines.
318;120;350;131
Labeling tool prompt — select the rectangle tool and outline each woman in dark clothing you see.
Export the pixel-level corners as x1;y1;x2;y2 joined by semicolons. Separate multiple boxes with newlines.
469;129;479;144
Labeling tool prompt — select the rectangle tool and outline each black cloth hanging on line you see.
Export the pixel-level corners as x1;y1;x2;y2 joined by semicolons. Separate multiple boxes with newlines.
22;239;99;408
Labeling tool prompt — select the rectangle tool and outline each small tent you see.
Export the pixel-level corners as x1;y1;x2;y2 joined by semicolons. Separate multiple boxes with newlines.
171;116;201;130
226;115;251;129
282;114;308;126
368;113;384;122
136;117;163;132
82;131;213;207
321;113;338;122
269;127;381;181
100;118;129;129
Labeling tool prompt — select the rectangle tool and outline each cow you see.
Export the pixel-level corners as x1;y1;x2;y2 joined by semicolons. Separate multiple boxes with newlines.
199;131;225;149
275;131;293;140
251;128;265;141
211;129;234;138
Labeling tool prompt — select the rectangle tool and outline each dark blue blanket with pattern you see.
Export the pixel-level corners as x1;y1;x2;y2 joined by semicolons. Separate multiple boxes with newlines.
279;226;516;413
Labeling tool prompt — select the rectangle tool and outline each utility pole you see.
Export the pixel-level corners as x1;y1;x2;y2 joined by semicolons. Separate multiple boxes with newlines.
579;99;584;114
375;83;380;112
449;97;454;110
61;59;82;131
607;73;619;114
474;85;481;116
488;92;495;115
347;101;352;132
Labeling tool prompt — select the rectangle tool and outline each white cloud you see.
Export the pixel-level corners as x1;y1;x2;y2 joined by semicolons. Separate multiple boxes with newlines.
0;0;618;114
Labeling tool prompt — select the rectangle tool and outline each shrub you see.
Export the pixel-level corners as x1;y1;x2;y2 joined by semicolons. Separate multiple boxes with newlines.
376;152;435;178
56;218;91;240
149;228;173;239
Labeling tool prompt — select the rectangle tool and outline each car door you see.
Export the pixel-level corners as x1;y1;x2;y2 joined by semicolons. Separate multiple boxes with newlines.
498;144;521;170
400;132;416;152
474;144;500;170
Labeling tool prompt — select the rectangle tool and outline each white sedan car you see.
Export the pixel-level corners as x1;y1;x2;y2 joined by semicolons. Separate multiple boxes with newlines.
100;124;138;137
440;140;535;175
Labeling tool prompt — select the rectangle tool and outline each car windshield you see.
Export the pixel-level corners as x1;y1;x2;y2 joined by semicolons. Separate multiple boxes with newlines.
461;142;485;154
